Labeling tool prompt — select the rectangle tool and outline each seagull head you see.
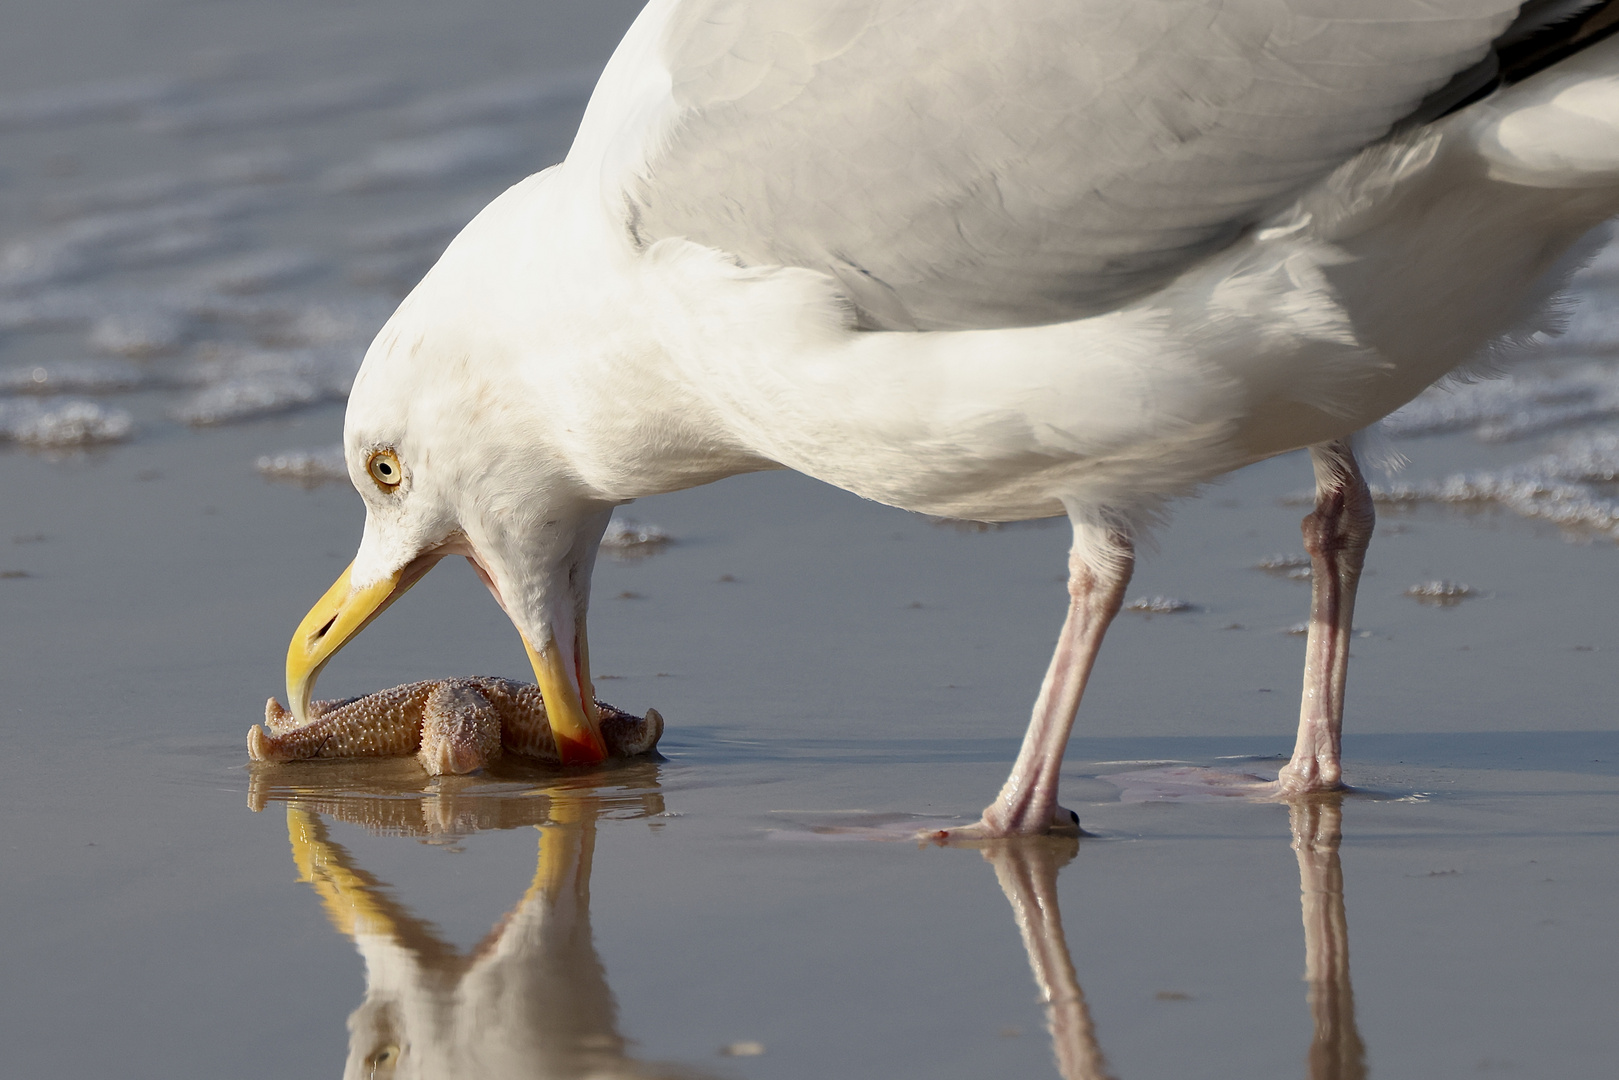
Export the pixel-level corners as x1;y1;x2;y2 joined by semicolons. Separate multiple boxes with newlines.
282;255;617;764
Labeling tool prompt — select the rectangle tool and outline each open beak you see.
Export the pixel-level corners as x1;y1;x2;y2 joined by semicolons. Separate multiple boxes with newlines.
286;553;609;767
285;555;442;726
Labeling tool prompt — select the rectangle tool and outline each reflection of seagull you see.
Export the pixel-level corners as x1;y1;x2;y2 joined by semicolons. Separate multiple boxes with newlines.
980;837;1117;1080
980;800;1366;1080
1291;798;1367;1080
280;786;701;1080
282;1;1619;834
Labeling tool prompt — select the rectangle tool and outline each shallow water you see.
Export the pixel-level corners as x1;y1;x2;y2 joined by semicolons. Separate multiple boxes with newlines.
3;3;1619;1078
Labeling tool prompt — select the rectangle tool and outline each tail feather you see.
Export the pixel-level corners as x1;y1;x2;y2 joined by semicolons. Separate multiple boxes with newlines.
1477;54;1619;186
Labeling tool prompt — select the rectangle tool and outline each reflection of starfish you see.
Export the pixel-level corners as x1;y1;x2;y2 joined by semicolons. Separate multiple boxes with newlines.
247;677;663;775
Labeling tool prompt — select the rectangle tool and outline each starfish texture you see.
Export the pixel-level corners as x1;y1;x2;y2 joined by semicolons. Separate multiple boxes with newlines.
247;677;662;775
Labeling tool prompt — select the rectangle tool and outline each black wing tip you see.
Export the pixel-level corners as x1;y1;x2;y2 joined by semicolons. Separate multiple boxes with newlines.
1409;0;1619;129
1497;0;1619;86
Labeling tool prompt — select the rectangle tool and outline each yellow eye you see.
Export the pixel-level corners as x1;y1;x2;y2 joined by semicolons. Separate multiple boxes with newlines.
366;1044;400;1077
367;448;403;488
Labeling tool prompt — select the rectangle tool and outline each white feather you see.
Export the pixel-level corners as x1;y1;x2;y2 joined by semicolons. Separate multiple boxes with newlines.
589;0;1527;329
348;2;1619;543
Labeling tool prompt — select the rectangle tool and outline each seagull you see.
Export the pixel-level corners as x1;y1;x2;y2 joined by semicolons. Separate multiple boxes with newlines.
284;0;1619;836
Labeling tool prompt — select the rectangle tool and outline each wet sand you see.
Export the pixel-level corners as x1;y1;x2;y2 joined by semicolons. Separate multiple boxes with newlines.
4;2;1619;1077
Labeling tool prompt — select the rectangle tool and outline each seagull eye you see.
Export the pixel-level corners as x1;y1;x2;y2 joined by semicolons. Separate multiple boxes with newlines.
367;449;403;489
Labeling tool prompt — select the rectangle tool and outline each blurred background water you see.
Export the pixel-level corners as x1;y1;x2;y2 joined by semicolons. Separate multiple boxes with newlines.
0;0;644;454
2;3;1617;1078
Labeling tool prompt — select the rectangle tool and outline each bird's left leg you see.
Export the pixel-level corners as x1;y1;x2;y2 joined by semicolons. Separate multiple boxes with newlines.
953;522;1134;838
1278;440;1374;795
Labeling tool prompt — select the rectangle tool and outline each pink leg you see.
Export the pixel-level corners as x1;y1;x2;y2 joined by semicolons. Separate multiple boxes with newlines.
1279;441;1374;795
954;526;1133;838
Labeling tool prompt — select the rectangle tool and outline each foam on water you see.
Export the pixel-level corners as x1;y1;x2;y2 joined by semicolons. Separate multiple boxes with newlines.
1376;244;1619;454
174;345;361;426
1381;362;1619;441
88;306;192;357
1254;553;1312;580
1126;596;1196;614
1368;428;1619;541
0;399;133;447
0;197;254;292
601;519;672;557
1405;580;1477;605
0;59;597;459
176;374;324;426
256;445;348;487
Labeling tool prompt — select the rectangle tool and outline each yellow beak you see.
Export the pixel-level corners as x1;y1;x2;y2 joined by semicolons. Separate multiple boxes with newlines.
285;556;440;726
523;634;607;766
286;555;608;766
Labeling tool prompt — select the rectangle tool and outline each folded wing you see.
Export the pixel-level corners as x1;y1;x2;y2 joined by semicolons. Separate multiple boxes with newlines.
581;0;1533;330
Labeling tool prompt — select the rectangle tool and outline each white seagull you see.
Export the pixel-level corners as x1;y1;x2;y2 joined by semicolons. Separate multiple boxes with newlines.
285;0;1619;836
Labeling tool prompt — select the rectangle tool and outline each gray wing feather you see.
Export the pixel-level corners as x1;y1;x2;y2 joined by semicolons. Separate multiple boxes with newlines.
619;0;1527;330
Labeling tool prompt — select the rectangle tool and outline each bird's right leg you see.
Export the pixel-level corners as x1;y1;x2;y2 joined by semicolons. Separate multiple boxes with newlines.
946;521;1134;838
1279;441;1374;794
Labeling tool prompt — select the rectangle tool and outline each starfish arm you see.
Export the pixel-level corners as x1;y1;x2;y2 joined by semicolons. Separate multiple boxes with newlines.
419;682;504;775
248;682;436;762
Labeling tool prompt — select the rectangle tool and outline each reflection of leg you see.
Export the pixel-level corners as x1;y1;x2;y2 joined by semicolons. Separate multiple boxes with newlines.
983;838;1116;1080
1280;442;1373;794
1290;798;1367;1080
971;525;1133;836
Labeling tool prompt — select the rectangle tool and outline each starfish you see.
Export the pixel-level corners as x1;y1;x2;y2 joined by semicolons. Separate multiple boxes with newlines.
247;677;662;776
